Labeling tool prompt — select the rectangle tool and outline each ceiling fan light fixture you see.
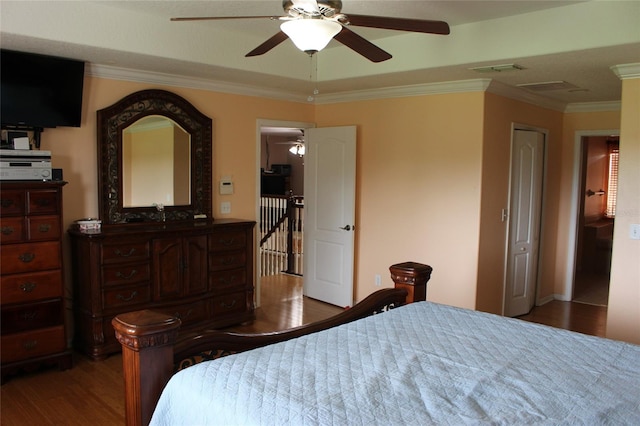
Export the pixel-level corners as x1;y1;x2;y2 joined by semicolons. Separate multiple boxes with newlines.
281;19;342;54
289;143;305;157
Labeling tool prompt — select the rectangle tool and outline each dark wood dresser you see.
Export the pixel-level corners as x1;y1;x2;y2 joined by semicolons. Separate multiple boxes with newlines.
0;181;72;380
68;219;255;360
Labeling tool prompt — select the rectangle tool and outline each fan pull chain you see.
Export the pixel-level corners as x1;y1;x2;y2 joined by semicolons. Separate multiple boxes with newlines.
307;54;319;102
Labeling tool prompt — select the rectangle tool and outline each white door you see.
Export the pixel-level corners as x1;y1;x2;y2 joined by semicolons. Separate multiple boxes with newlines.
504;129;545;317
303;126;356;307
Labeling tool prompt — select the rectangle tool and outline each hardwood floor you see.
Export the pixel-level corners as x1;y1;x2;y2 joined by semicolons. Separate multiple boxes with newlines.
1;274;607;425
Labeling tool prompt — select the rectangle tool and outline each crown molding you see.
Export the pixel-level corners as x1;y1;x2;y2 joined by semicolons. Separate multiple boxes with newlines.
564;101;621;113
87;64;621;113
611;63;640;79
314;79;492;104
86;63;309;103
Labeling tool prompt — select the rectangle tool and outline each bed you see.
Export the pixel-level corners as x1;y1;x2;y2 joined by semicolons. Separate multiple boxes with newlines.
112;262;640;425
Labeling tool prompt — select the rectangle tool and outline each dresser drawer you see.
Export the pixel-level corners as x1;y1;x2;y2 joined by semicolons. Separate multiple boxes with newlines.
210;267;247;294
1;270;63;305
1;299;63;335
103;284;151;310
27;215;61;241
27;189;59;215
102;262;151;287
211;291;250;317
101;241;150;264
0;217;25;243
209;229;247;252
156;299;209;328
210;250;247;272
0;241;61;274
1;325;66;364
0;190;25;216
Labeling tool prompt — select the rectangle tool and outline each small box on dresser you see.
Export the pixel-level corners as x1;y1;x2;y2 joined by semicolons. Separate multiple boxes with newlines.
0;181;72;381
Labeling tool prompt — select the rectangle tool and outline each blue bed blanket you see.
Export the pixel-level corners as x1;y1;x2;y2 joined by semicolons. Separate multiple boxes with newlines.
151;301;640;425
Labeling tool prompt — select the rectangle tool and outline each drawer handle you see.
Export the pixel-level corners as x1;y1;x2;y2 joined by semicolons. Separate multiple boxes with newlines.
116;291;138;302
114;248;136;257
218;238;236;246
219;276;238;285
20;311;38;321
36;198;52;207
174;309;193;320
115;269;138;280
18;252;35;263
23;340;38;350
38;224;52;233
220;299;237;309
1;226;14;235
1;199;15;208
20;282;37;292
221;256;237;265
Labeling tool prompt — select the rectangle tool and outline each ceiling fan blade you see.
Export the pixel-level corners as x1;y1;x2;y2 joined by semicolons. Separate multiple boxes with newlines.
246;31;290;57
333;27;392;63
344;14;450;35
171;16;278;22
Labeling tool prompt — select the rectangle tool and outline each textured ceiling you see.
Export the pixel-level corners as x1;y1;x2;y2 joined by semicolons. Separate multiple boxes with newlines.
1;1;639;108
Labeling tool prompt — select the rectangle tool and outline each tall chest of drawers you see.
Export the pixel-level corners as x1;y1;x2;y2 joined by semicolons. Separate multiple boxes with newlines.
68;219;255;360
0;181;72;380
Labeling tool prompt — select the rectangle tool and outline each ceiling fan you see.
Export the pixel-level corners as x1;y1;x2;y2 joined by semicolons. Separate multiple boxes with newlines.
171;0;450;63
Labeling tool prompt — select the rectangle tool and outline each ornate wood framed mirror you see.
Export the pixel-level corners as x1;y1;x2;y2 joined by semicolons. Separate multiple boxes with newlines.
97;89;212;225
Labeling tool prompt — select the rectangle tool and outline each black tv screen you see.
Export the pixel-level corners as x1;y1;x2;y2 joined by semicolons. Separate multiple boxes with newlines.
1;49;85;128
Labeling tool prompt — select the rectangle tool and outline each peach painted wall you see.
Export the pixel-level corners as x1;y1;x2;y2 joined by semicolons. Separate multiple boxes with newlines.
315;93;485;309
607;77;640;344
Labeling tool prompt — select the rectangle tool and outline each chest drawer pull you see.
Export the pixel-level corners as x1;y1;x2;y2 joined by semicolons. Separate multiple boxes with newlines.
20;282;37;292
218;238;236;246
114;248;136;257
38;224;52;233
174;309;194;321
115;269;138;280
219;299;237;309
20;310;39;321
1;226;15;235
35;198;51;207
1;199;15;208
116;291;139;302
23;340;38;350
18;252;35;263
221;256;237;265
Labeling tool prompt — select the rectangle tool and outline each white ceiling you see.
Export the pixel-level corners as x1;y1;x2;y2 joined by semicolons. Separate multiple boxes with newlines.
1;1;639;108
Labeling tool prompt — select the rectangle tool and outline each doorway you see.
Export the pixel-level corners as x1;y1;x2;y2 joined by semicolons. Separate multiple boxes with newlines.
572;134;618;306
255;119;314;307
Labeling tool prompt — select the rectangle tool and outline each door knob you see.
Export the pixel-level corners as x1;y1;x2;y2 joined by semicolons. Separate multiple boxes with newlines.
340;225;351;231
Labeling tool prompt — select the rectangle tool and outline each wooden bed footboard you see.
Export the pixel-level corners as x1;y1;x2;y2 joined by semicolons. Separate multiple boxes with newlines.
112;261;432;426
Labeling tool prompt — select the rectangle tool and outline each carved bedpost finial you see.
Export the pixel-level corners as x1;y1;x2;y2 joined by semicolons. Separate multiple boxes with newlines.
112;310;181;426
389;262;433;304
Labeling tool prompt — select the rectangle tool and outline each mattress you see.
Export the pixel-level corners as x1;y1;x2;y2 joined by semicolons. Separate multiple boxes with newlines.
151;301;640;425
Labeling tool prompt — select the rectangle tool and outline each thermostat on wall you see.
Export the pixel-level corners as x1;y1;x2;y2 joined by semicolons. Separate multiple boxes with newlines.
219;176;234;195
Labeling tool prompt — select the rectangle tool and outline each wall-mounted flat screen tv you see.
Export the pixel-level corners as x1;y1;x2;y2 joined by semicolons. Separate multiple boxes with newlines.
1;49;85;129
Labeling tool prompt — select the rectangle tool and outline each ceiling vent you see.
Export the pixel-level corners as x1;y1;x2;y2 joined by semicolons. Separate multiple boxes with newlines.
470;64;525;73
516;81;579;91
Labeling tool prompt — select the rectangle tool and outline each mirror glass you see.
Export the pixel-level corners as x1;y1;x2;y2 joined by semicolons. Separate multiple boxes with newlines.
122;115;191;208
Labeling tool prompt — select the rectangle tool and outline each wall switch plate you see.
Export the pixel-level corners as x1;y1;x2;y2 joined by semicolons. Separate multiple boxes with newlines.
375;274;381;286
220;201;231;214
630;224;640;240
